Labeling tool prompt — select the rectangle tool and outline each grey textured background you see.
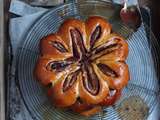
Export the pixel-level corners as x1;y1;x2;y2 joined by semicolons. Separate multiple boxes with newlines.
0;0;5;119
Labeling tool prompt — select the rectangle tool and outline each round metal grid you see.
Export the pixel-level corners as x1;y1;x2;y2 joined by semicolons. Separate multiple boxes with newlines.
16;1;160;120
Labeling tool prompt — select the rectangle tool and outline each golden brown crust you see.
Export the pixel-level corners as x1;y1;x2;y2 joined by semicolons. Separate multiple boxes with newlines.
80;106;102;116
57;19;86;52
34;16;129;116
99;89;121;106
40;34;71;57
70;101;102;116
94;61;129;90
79;71;109;104
85;16;112;50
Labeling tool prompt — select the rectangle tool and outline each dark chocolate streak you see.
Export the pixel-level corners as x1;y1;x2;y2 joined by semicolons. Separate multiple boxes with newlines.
63;70;80;92
47;57;74;72
95;43;120;54
97;63;118;77
50;41;68;52
90;26;101;49
70;29;87;59
82;65;100;95
91;43;121;60
50;61;70;72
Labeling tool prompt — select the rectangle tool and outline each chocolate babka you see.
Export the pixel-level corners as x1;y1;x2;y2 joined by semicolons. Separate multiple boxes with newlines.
34;16;129;116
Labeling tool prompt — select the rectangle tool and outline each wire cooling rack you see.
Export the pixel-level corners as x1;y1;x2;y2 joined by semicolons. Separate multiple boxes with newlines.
15;1;160;120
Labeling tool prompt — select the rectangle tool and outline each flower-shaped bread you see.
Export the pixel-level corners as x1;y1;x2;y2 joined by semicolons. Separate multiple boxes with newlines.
34;16;129;116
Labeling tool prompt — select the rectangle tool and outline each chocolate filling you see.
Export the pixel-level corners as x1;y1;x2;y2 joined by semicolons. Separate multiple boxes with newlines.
46;27;122;96
95;44;119;54
82;65;100;95
97;63;118;77
90;26;101;49
70;28;87;59
50;41;68;52
63;70;80;92
91;43;121;60
46;57;74;72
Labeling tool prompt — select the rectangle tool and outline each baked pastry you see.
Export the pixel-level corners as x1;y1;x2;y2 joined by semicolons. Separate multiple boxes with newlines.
34;16;129;116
